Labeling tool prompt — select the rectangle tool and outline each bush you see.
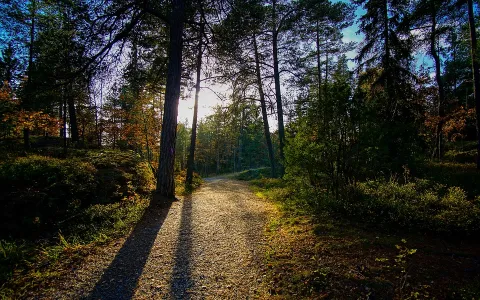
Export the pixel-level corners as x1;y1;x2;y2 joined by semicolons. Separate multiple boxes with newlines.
0;156;97;237
336;179;480;234
175;170;203;195
235;167;273;181
444;150;477;164
418;162;480;198
0;150;155;239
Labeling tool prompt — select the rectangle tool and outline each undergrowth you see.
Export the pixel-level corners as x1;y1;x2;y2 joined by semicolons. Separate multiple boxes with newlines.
247;173;480;299
0;149;202;298
235;167;273;181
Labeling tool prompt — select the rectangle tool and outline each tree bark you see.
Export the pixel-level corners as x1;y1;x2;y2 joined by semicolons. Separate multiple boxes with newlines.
24;0;36;149
253;34;276;178
186;22;204;185
430;6;445;160
467;0;480;169
272;0;285;176
67;87;79;142
316;21;322;103
155;0;186;199
63;90;67;155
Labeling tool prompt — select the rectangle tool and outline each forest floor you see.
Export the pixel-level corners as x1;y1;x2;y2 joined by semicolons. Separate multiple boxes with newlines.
20;177;277;299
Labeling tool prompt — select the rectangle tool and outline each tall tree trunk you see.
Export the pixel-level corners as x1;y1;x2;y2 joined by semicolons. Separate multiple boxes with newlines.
272;0;285;176
430;7;445;160
24;0;36;149
63;90;67;155
383;0;389;76
67;87;79;142
186;22;204;185
468;0;480;169
315;21;323;138
316;21;322;103
324;50;329;131
254;34;276;178
155;0;186;199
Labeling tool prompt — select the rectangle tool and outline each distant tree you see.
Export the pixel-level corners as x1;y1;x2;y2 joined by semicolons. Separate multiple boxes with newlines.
215;0;277;177
408;0;458;159
355;0;419;171
466;0;480;168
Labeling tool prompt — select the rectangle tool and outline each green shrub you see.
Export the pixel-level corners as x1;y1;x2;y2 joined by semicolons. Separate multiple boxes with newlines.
0;240;29;283
0;150;155;239
444;150;477;164
175;170;203;195
235;167;273;181
418;162;480;198
0;150;158;288
337;179;480;234
0;156;97;237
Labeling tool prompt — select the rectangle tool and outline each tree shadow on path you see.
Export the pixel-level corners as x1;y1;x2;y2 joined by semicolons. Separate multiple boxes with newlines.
169;195;193;299
87;200;172;300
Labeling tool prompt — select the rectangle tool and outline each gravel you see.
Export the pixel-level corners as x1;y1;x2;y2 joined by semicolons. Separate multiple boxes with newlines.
30;177;274;299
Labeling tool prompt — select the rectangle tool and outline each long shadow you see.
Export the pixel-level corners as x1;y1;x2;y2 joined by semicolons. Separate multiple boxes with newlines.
87;200;172;300
169;195;194;299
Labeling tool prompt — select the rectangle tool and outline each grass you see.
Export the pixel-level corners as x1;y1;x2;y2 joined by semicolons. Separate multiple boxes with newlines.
249;177;480;299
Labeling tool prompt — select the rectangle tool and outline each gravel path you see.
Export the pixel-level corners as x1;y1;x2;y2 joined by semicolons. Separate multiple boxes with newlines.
34;177;275;299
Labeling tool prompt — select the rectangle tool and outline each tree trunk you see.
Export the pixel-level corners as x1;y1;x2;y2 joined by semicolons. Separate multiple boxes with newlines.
324;50;329;131
67;87;79;142
186;22;204;185
316;21;322;103
272;0;285;176
254;35;276;178
63;92;67;155
467;0;480;169
24;0;36;149
430;7;445;160
155;0;186;199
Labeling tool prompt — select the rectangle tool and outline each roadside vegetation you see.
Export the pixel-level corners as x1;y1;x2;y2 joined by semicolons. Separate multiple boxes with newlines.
0;141;201;298
236;166;480;299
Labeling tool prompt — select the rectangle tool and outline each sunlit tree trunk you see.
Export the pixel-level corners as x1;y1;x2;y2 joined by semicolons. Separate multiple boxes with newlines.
156;0;186;199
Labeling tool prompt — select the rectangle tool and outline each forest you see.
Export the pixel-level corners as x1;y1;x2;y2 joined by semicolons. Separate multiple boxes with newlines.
1;0;480;298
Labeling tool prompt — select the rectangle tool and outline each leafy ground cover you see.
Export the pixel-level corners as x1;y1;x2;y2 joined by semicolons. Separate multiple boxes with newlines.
238;174;480;299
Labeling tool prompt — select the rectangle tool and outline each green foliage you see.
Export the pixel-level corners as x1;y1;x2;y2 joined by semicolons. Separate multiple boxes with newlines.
443;149;477;164
195;103;270;176
0;197;149;293
235;167;273;181
449;280;480;299
0;155;96;236
338;179;480;234
0;150;155;238
418;162;480;198
0;240;29;283
0;149;171;292
175;170;203;195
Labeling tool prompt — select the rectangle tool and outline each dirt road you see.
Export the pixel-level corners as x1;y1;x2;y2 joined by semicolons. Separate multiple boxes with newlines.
33;177;274;299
